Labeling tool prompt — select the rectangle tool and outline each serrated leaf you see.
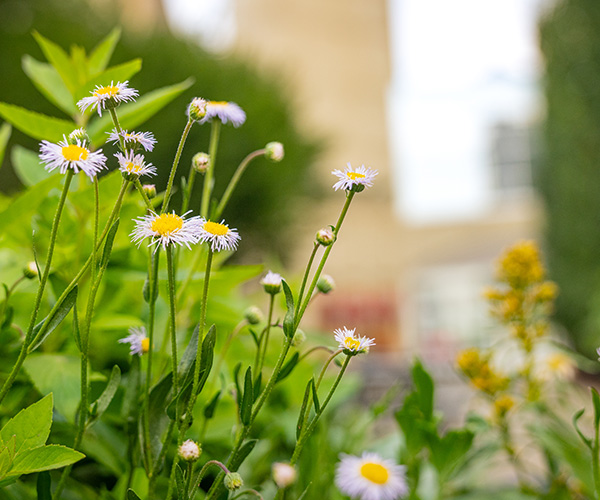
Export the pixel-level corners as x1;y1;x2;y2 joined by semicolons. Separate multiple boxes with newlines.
0;394;52;455
0;122;11;168
100;218;120;269
203;391;221;420
32;31;79;93
88;78;194;144
11;145;51;187
22;56;77;115
75;60;142;104
240;367;253;426
0;103;75;142
88;28;122;76
90;365;121;421
281;279;295;338
29;285;78;352
36;471;51;500
276;352;299;383
8;445;84;477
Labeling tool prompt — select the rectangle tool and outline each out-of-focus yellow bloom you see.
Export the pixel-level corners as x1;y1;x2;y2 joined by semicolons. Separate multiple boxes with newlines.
456;348;509;396
497;241;545;289
533;281;558;303
493;394;515;418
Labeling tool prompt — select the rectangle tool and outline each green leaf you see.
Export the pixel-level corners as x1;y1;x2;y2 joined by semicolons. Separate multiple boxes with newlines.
240;367;253;426
310;378;321;413
100;218;120;269
88;28;122;76
0;103;75;142
592;388;600;431
88;78;194;144
127;489;142;500
11;145;51;187
75;59;142;103
281;279;295;338
412;359;434;420
8;444;84;477
253;372;262;401
229;439;257;471
24;355;81;421
89;365;121;421
428;429;474;480
0;436;16;479
0;122;11;168
0;394;53;455
297;378;314;439
573;408;592;449
72;301;82;352
297;483;313;500
36;471;51;500
32;31;79;93
22;56;77;115
29;285;78;352
175;464;186;500
196;325;216;396
69;44;88;85
178;323;200;380
148;374;173;467
276;352;299;383
203;391;221;420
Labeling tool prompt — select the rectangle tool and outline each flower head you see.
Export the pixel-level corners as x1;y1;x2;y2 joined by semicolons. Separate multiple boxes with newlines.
335;452;408;500
272;462;297;489
261;271;282;295
334;327;375;356
142;184;157;199
39;136;107;179
115;151;157;179
178;440;201;462
23;261;38;280
316;227;335;246
119;327;150;356
265;141;284;162
244;306;264;325
68;128;90;144
131;211;201;252
188;97;208;122
224;472;243;491
317;274;336;294
77;81;138;116
192;152;211;174
197;218;241;252
332;163;378;192
200;101;246;127
108;129;156;152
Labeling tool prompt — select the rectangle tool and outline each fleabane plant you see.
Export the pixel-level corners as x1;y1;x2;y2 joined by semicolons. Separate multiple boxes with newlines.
0;31;393;500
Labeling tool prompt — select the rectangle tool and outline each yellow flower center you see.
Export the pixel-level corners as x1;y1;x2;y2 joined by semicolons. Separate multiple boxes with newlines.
210;101;228;106
61;144;89;162
344;337;360;350
126;162;142;173
360;463;389;485
151;214;183;236
94;85;120;97
347;172;365;180
204;221;229;236
141;337;150;354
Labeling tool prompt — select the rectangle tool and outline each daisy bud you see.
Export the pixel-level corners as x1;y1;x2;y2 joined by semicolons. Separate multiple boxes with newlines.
272;462;297;489
68;128;90;145
244;306;263;325
23;261;38;279
192;152;211;174
316;227;335;246
142;184;157;199
261;271;282;295
224;472;243;491
291;329;306;347
188;97;208;122
178;439;201;462
317;275;336;294
265;141;284;162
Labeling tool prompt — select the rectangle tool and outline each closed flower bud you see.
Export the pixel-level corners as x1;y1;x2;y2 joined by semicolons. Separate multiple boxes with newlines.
23;261;38;279
178;440;201;462
68;128;90;145
272;462;297;488
244;306;263;325
261;271;282;295
224;472;243;491
317;275;335;294
316;227;335;246
265;141;284;162
291;329;306;347
188;97;208;122
142;184;157;199
192;152;211;174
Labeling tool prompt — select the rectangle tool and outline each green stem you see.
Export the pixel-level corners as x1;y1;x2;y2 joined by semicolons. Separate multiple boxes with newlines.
0;170;73;405
594;416;600;499
162;120;194;214
200;121;221;218
181;162;197;215
109;108;126;152
294;243;319;324
215;149;265;218
134;178;154;210
166;247;180;419
294;192;355;329
184;461;194;500
255;295;275;378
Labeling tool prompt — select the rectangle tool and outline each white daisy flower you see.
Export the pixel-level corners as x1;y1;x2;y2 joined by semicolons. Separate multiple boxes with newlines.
77;81;138;117
260;270;282;295
118;327;150;356
108;129;157;152
115;151;157;178
178;440;201;462
334;327;375;356
332;163;378;192
131;211;201;252
335;452;408;500
39;136;107;179
200;101;246;127
197;218;241;252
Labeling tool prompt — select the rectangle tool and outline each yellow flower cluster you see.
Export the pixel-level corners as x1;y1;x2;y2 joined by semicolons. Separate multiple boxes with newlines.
456;348;509;396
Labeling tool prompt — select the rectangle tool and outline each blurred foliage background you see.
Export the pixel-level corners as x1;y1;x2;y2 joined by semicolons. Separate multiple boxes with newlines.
0;0;322;260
